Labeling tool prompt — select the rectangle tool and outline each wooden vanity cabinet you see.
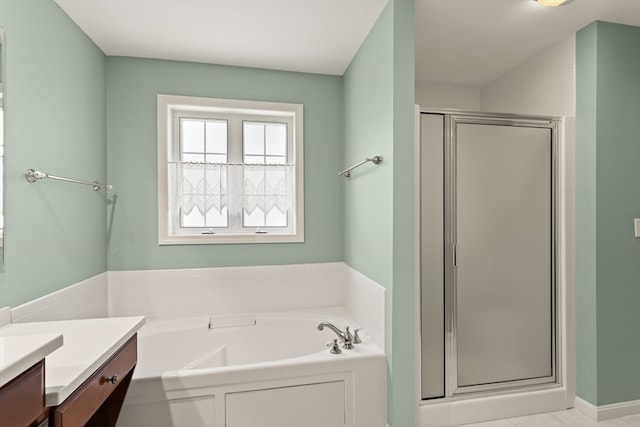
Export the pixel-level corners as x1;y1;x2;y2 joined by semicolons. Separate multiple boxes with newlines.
0;360;48;427
50;334;137;427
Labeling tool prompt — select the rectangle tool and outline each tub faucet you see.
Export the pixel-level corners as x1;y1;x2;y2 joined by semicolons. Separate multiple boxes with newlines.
317;322;355;349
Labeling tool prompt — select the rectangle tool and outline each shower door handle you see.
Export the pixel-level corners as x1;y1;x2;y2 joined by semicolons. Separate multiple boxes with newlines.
453;244;458;267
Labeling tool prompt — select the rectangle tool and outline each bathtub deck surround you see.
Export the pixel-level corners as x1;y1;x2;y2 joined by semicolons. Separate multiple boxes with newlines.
120;308;386;427
108;262;386;350
10;273;109;324
8;263;384;346
7;262;387;426
0;306;10;327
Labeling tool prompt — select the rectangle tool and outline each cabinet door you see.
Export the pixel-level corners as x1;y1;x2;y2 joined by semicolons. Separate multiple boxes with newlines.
226;382;345;427
0;361;45;426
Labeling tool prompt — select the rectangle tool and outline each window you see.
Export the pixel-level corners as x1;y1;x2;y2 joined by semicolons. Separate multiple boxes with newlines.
158;95;304;244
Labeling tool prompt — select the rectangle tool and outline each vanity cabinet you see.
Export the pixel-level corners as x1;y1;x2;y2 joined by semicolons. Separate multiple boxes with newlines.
1;316;143;427
50;335;137;427
0;360;48;426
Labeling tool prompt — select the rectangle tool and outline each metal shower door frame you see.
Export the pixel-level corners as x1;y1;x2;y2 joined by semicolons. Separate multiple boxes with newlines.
442;112;560;398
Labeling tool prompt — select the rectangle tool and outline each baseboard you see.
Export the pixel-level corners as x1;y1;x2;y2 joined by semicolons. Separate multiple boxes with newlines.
574;397;598;420
575;396;640;421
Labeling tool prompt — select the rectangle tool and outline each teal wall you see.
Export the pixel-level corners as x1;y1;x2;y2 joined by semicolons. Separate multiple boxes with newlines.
0;0;107;306
8;0;640;420
576;21;640;406
1;1;417;424
106;57;343;270
575;21;599;405
390;0;416;424
343;0;415;425
343;2;394;288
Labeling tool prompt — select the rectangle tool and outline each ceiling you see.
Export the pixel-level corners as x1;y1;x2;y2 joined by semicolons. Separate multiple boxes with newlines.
54;0;640;86
416;0;640;87
53;0;388;76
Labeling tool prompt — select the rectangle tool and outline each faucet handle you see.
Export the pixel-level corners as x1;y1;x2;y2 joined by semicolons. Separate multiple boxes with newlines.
327;339;342;354
343;327;355;350
353;328;362;344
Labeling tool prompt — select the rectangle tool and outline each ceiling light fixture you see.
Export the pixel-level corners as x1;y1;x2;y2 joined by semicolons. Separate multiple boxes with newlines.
535;0;568;6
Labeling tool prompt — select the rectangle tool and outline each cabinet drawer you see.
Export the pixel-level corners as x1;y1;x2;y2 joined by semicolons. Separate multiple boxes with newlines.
0;360;45;426
52;335;137;427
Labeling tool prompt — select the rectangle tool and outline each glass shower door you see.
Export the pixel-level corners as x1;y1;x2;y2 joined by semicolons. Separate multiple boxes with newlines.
451;120;555;393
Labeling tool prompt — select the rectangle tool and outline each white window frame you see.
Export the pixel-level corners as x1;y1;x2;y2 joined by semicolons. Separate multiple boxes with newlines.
157;94;304;245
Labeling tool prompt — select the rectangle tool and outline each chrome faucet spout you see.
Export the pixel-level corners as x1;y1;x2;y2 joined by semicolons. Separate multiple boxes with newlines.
317;322;355;350
317;322;346;339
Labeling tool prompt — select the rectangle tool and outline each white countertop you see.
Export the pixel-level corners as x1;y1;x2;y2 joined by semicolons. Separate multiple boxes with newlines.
0;333;63;389
0;316;145;406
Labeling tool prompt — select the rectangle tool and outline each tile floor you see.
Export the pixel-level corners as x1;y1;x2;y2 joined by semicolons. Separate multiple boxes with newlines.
459;409;640;427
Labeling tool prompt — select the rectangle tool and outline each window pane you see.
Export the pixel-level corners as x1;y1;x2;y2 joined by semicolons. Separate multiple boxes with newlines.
206;206;228;228
206;121;227;155
205;167;226;215
244;155;264;164
266;169;285;191
183;153;205;162
244;123;265;155
244;207;265;228
182;201;205;227
266;156;286;164
266;208;287;227
205;167;226;191
182;166;205;227
181;119;205;154
206;154;227;163
266;124;287;156
183;167;205;194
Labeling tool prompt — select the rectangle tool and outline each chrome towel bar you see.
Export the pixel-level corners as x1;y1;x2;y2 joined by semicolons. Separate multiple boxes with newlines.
339;155;382;178
25;169;112;191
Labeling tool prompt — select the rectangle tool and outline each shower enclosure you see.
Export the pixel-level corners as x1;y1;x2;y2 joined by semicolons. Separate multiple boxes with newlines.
420;111;559;399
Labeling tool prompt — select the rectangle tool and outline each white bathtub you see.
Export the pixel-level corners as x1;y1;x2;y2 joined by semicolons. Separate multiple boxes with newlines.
117;308;386;427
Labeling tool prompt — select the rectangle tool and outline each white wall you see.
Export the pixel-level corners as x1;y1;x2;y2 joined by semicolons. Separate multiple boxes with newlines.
415;81;481;111
481;35;576;117
416;35;576;118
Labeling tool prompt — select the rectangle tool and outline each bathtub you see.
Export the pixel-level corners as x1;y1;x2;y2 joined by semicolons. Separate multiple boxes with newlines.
117;308;386;427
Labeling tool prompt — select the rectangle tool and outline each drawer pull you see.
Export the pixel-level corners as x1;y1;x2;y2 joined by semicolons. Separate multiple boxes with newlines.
104;375;118;384
52;335;137;427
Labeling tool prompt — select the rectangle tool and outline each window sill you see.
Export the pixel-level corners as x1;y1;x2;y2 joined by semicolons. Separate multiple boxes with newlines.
158;233;304;245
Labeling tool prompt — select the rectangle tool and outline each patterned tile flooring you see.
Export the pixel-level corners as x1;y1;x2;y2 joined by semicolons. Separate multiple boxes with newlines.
458;410;640;427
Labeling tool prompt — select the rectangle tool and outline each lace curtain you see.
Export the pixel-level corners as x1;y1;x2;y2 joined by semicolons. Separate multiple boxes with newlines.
169;162;294;219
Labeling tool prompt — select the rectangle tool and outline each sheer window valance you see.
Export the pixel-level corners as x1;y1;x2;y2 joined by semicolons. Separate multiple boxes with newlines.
169;162;295;219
